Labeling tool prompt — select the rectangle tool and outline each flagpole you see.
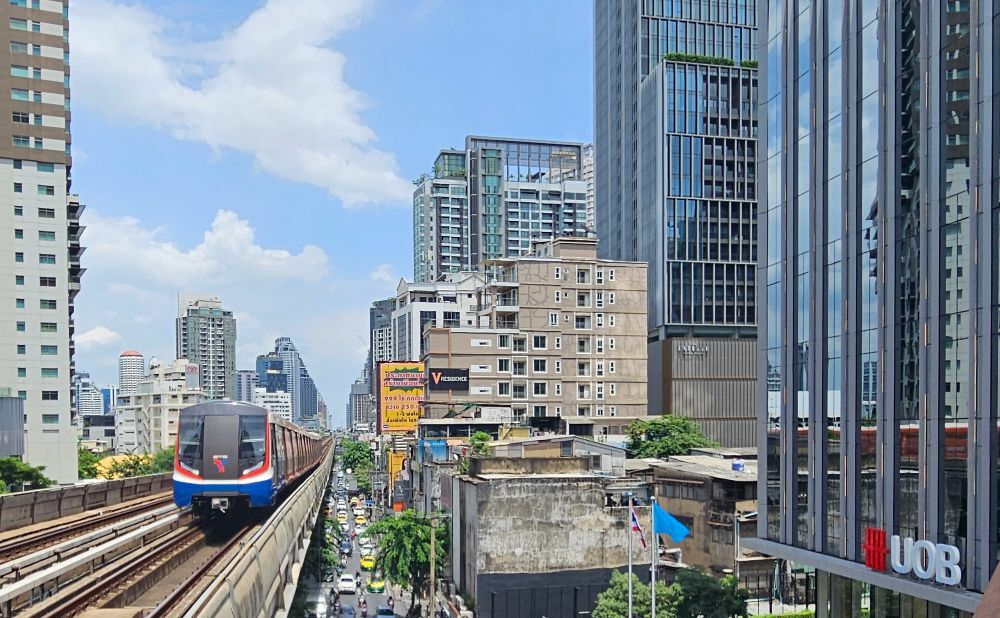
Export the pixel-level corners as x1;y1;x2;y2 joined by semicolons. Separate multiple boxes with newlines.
627;492;633;618
651;502;657;617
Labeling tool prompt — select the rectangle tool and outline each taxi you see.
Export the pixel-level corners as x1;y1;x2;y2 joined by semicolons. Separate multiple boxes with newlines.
337;511;349;524
360;555;376;571
366;578;386;593
355;516;368;526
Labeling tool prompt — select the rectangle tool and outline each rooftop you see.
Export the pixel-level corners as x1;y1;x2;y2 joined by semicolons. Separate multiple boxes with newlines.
654;455;757;482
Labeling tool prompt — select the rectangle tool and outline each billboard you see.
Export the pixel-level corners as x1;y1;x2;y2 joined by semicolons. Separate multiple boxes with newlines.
378;362;425;433
427;367;470;392
388;452;407;481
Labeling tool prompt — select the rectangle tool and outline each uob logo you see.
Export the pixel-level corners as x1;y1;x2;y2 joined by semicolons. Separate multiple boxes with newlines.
863;527;962;586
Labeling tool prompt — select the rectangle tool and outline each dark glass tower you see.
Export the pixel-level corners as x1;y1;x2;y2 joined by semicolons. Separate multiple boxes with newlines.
748;0;998;614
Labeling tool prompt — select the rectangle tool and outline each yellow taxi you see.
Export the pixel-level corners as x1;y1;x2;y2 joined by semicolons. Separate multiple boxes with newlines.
360;555;376;571
336;511;348;524
366;578;385;593
354;516;368;526
350;497;361;507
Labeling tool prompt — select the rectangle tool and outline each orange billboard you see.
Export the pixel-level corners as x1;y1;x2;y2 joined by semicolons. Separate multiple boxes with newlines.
378;362;425;433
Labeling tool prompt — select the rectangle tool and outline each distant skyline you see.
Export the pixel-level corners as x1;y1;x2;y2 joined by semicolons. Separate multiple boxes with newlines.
69;0;593;408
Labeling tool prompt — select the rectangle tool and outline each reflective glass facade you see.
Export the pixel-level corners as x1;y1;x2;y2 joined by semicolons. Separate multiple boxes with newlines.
752;0;1000;612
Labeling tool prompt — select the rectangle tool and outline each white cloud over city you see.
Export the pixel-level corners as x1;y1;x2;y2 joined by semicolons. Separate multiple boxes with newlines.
71;0;412;207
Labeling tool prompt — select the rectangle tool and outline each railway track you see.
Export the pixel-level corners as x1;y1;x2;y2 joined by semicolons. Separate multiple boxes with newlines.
0;492;175;563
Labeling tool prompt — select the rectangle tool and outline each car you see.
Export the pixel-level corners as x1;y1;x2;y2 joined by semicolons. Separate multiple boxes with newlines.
359;543;373;556
353;506;366;516
340;522;350;532
337;512;348;523
375;607;394;617
321;566;337;582
337;471;345;478
340;540;353;556
336;574;358;594
340;607;356;617
366;579;386;594
360;555;375;571
355;524;368;536
355;516;368;526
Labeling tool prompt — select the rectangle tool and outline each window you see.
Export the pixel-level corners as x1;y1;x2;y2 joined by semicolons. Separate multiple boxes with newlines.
533;405;547;417
578;337;591;354
555;360;561;373
11;111;27;123
610;384;617;396
16;344;25;355
513;384;526;399
10;41;26;54
10;65;27;78
14;229;23;239
37;162;53;173
40;299;56;309
32;137;41;149
15;298;24;309
498;381;511;396
609;361;616;374
596;361;605;377
18;390;26;400
577;269;591;284
11;88;28;101
12;160;21;170
41;390;58;401
40;344;57;355
15;321;25;332
554;336;561;350
608;269;616;281
549;312;559;326
41;414;59;424
38;255;56;267
38;230;55;240
41;367;57;378
578;384;591;399
31;20;39;32
596;407;605;417
596;269;604;284
575;315;592;330
609;315;616;327
10;18;27;31
12;135;28;148
513;337;526;352
532;335;547;349
610;406;617;417
31;67;39;80
37;185;54;196
32;90;39;102
596;313;604;328
497;358;511;373
609;292;616;305
32;113;40;125
40;322;56;332
596;337;605;354
39;276;55;287
533;358;547;373
498;334;511;349
513;360;527;376
533;382;547;396
554;266;561;279
16;368;25;378
13;184;23;196
554;290;562;303
596;383;605;400
14;275;23;285
609;338;616;351
14;252;23;263
577;405;591;416
577;361;590;376
596;291;604;308
554;383;562;396
38;207;54;218
13;206;21;215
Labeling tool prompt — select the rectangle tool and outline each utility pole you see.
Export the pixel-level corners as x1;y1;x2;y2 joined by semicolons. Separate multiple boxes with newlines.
429;515;436;618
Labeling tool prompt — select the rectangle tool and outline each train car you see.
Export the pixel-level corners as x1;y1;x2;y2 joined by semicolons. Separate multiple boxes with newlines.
173;400;325;513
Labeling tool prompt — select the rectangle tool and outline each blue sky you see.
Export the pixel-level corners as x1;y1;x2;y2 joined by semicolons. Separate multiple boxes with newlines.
69;0;593;424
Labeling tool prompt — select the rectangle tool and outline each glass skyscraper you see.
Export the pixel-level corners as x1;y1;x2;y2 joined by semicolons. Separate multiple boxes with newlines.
747;0;996;614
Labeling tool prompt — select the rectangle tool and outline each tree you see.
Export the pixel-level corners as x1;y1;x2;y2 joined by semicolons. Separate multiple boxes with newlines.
78;447;102;479
625;417;717;459
366;509;447;606
671;568;748;618
341;439;373;472
0;457;53;491
593;571;680;618
150;447;175;473
469;431;492;457
103;453;154;479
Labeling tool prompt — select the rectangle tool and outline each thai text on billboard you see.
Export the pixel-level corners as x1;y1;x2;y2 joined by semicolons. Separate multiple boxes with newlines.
378;362;425;433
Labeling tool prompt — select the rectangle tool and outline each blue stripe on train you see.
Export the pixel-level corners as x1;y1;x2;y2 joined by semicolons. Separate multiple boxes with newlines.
173;476;276;509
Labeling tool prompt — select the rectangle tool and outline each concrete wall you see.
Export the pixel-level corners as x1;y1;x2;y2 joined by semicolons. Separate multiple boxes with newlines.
0;473;171;532
469;456;591;476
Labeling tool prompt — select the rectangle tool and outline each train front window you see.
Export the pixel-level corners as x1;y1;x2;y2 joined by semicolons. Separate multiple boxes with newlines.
239;415;267;474
177;415;203;475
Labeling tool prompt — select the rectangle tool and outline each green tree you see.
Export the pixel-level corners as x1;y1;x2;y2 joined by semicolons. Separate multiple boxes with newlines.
356;468;372;494
78;447;102;479
150;447;175;473
625;417;717;459
0;457;53;491
593;571;681;618
366;509;447;606
341;439;373;472
105;453;154;478
469;431;492;456
671;568;749;618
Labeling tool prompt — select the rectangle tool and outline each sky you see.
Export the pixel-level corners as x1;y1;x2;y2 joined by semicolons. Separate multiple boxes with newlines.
69;0;594;424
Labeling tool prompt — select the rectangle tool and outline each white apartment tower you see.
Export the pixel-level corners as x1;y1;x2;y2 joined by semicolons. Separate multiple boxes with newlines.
175;294;236;400
115;358;202;454
253;387;291;422
0;0;81;483
117;350;144;395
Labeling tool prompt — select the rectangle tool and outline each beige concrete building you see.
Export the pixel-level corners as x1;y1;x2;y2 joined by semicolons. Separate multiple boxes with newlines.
422;237;647;438
115;358;203;454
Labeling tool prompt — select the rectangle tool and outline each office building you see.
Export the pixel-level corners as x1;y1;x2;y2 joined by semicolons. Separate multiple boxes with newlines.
318;394;328;430
745;0;992;615
422;237;648;438
255;352;287;393
253;387;291;422
413;136;589;282
118;350;144;395
114;358;202;454
370;297;394;390
73;371;102;417
100;384;117;415
80;413;114;452
349;377;373;432
582;143;595;235
235;368;257;403
299;368;318;424
595;1;758;445
0;0;82;483
175;294;236;400
391;272;484;362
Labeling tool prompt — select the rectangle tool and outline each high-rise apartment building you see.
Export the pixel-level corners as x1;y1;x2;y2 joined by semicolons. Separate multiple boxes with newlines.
369;297;394;391
235;368;257;402
391;272;484;362
255;352;286;393
299;368;318;424
745;0;993;614
72;371;102;417
117;350;144;395
115;358;202;454
582;143;595;235
595;1;759;445
253;387;291;422
413;136;589;282
0;0;81;483
99;384;117;415
349;377;373;431
175;294;236;400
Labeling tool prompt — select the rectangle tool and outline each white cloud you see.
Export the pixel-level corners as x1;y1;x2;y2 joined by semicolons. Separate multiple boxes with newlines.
76;326;123;350
72;0;411;207
369;264;396;284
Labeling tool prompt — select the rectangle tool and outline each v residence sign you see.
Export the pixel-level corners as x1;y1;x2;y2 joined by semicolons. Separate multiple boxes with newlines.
427;368;470;393
863;527;962;586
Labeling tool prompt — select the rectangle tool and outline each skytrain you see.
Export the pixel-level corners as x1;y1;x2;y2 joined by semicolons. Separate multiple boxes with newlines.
173;400;326;514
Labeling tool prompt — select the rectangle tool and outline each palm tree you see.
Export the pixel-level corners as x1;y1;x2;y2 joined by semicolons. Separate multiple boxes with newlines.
366;509;447;607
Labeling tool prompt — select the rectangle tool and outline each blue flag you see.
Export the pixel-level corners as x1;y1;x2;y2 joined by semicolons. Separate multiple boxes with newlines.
653;502;690;543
